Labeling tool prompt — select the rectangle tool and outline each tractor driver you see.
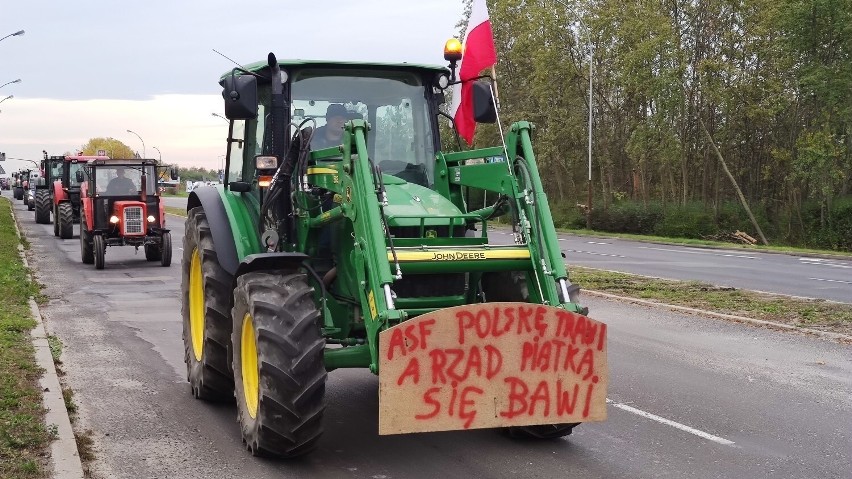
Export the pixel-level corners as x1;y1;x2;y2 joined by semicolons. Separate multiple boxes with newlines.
311;103;348;150
106;167;137;195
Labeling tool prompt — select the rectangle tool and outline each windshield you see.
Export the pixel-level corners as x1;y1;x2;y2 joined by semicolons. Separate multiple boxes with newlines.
50;161;63;181
93;165;157;196
290;70;435;186
69;162;86;187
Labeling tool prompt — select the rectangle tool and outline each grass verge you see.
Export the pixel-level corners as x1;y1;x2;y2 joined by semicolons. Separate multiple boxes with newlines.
165;206;186;217
572;267;852;336
0;198;50;478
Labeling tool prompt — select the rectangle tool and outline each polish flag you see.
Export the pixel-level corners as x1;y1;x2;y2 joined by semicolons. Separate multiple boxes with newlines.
449;0;498;146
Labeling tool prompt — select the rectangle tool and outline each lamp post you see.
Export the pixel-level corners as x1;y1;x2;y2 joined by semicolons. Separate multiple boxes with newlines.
0;30;25;43
152;146;162;163
0;79;21;89
211;112;228;122
0;95;13;104
552;0;593;228
126;129;146;159
8;158;39;168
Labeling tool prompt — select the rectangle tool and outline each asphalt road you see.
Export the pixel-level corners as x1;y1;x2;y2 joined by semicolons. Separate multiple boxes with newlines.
159;195;852;303
489;231;852;304
7;191;851;479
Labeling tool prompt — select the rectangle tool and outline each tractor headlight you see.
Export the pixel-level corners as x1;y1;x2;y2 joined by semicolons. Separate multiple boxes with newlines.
109;215;119;224
147;215;155;223
255;155;278;169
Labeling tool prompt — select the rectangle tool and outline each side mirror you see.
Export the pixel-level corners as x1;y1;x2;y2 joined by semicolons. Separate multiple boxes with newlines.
472;81;497;124
222;73;258;120
170;167;179;180
75;170;84;183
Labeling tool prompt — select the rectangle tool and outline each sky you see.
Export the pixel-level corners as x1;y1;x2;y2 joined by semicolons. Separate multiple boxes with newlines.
0;0;466;173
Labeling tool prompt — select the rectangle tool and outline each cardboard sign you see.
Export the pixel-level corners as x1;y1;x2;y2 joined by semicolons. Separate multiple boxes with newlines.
378;303;608;435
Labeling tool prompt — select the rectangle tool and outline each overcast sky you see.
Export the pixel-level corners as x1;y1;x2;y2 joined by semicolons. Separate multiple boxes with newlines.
0;0;465;172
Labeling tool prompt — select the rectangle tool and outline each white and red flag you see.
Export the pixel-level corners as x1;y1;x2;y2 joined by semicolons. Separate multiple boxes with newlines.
449;0;498;145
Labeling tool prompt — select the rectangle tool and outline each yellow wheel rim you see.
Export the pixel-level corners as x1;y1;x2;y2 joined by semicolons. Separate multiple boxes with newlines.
188;247;205;361
241;313;260;419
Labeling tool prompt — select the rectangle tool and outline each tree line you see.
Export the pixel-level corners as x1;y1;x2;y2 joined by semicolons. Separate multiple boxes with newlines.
458;0;851;250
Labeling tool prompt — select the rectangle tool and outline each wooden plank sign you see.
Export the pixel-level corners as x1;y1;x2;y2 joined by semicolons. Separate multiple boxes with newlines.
378;302;608;435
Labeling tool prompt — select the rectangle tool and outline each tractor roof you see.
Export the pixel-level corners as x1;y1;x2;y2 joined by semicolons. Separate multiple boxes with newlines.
219;59;447;83
88;158;158;166
64;155;110;162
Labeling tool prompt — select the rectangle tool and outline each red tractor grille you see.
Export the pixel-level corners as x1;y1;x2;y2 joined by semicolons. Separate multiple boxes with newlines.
123;206;144;235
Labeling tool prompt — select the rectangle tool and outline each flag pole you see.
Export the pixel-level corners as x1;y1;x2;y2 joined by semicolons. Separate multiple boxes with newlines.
490;65;500;109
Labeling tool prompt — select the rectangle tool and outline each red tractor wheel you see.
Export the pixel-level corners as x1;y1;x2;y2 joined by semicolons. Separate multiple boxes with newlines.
79;212;94;264
160;232;172;267
93;235;106;270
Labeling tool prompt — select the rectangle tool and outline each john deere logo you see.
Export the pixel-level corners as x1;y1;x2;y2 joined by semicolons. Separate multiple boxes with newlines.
425;229;437;238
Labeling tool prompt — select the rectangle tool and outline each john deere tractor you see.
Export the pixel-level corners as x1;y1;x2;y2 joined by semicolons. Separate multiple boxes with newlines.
182;45;606;458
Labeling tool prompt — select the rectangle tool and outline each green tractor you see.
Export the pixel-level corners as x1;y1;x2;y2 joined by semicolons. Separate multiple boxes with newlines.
182;47;607;458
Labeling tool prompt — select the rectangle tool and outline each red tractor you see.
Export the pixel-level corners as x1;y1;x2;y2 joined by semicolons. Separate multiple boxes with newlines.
51;155;108;238
78;158;175;269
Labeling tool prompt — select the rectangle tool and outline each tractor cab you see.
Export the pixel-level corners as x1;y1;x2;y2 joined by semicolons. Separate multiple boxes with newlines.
46;153;109;237
79;158;175;269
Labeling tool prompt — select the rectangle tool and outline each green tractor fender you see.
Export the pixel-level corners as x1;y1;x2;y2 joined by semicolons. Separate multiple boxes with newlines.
187;187;243;275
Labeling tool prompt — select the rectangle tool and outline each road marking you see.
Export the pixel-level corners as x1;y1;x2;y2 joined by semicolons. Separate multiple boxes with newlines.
607;399;735;446
799;258;852;269
639;246;757;259
587;241;609;245
564;249;625;258
809;277;852;285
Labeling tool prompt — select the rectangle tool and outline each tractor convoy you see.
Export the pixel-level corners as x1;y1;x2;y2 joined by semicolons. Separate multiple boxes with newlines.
179;42;608;459
11;152;175;269
5;41;608;462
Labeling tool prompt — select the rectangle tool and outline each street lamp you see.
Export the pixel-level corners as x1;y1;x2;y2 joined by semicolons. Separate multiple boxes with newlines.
211;112;229;122
126;129;146;159
152;146;162;163
552;0;593;227
0;95;13;104
0;79;21;89
8;158;39;168
0;30;25;43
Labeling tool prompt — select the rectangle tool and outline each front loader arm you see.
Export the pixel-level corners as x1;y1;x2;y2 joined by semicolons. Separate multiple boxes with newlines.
340;120;403;369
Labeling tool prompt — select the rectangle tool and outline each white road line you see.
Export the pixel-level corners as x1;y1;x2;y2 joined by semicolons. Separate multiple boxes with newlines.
607;399;735;446
799;258;852;269
564;249;625;258
587;241;609;245
809;277;852;285
639;246;757;259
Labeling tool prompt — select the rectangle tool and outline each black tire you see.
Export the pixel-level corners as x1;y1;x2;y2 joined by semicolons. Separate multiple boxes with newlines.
481;271;577;440
160;232;172;267
232;272;326;458
80;212;94;264
27;196;34;211
93;235;105;270
35;190;51;224
181;207;234;401
13;187;22;200
53;205;59;237
144;244;161;261
58;202;74;239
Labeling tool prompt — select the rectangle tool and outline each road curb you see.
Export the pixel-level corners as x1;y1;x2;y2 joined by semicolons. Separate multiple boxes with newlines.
7;197;86;479
585;290;852;342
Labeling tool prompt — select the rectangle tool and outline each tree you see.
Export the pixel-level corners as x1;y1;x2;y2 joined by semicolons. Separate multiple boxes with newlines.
79;138;135;159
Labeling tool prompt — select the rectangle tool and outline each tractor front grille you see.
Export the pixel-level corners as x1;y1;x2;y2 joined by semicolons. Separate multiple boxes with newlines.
123;206;143;235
